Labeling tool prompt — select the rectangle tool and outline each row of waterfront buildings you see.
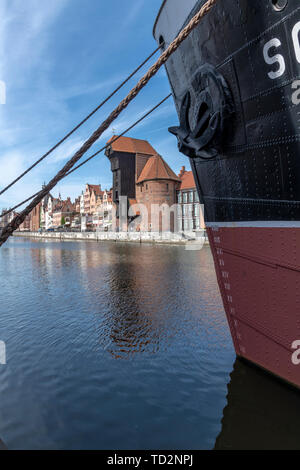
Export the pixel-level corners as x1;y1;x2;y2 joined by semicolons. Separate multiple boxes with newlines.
0;136;205;234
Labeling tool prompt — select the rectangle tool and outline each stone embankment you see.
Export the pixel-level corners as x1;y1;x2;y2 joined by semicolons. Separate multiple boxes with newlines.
14;230;209;246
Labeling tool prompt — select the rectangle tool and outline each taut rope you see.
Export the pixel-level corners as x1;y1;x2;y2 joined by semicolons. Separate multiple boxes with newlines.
0;0;217;247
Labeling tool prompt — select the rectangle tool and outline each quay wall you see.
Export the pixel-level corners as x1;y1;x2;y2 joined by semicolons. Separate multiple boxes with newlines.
13;231;209;246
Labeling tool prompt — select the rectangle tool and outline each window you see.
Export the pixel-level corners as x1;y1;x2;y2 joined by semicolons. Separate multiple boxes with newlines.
189;191;193;203
195;204;200;217
183;192;188;204
177;192;182;204
146;184;148;190
166;184;169;191
194;191;199;202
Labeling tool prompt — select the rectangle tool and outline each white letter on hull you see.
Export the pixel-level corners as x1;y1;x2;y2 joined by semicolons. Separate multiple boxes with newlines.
263;38;286;79
292;80;300;105
292;21;300;64
291;340;300;365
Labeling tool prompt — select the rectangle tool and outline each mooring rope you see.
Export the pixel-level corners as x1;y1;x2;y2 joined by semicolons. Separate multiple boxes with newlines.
0;45;163;197
0;94;172;219
0;0;217;247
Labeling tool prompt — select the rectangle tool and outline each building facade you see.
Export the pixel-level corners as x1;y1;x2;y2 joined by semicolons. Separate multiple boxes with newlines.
83;184;102;215
92;189;113;230
18;214;31;232
52;198;76;228
177;167;205;233
105;136;157;229
105;136;205;234
136;154;180;232
83;184;103;230
29;203;41;231
0;209;18;231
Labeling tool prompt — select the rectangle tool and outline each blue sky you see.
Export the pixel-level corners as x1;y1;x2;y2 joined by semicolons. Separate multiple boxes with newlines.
0;0;189;210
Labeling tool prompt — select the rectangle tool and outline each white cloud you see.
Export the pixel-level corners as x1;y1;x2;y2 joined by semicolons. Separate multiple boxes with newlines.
0;0;69;76
50;138;85;164
0;0;182;211
60;75;125;101
0;1;71;141
0;1;71;210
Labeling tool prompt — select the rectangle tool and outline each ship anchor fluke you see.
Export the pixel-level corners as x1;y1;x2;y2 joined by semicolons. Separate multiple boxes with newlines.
169;64;234;160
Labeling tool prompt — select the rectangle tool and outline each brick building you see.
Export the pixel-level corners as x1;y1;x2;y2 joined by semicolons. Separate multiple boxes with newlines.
75;197;81;214
18;203;41;232
18;215;31;231
30;203;41;231
52;198;76;228
105;135;206;233
104;136;206;235
106;135;183;231
136;154;180;232
105;136;157;228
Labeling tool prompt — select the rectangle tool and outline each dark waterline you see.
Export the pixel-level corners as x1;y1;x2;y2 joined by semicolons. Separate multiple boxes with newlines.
0;238;299;450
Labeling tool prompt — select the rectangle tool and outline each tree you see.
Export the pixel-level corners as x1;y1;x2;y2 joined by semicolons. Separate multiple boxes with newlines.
61;216;66;226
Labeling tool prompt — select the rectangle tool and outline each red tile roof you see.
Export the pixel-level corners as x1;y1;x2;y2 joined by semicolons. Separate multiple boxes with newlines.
54;198;75;213
137;154;181;184
87;184;102;196
178;167;196;190
107;135;157;155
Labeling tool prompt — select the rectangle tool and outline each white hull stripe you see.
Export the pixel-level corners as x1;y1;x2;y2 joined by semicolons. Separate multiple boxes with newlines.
206;221;300;228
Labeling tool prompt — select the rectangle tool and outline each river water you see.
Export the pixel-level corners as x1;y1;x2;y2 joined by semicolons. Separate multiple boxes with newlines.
0;237;300;450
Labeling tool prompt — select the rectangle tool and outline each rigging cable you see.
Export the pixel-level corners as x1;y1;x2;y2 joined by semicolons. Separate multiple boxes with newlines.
0;45;163;197
0;94;172;219
0;0;217;246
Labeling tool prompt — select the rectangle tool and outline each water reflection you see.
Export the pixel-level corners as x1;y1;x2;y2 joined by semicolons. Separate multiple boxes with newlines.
94;245;184;358
215;359;300;450
0;238;234;449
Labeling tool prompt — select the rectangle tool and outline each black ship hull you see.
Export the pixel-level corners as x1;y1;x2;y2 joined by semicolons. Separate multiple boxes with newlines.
154;0;300;388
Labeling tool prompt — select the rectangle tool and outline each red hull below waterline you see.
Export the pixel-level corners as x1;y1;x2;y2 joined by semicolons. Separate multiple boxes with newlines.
154;0;300;388
207;226;300;389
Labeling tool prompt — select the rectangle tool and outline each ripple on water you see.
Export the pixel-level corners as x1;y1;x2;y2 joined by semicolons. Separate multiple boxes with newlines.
0;238;235;449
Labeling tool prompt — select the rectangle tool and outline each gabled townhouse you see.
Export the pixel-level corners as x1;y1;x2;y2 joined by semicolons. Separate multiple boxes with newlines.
52;198;76;229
